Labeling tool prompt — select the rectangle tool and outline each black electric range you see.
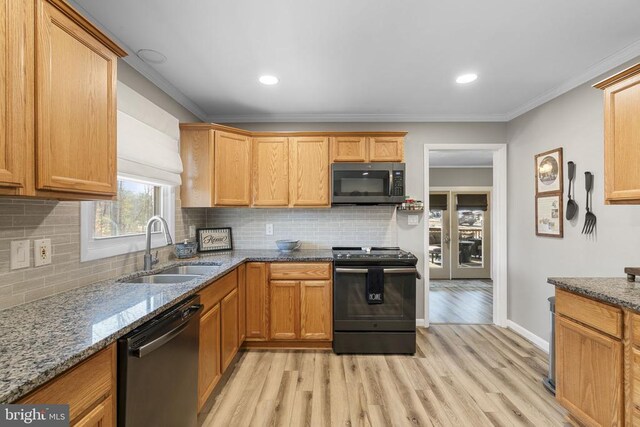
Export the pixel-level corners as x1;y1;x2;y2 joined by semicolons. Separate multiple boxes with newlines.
332;246;418;354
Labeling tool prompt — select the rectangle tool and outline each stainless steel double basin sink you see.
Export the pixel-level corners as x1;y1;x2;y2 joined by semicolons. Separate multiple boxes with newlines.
121;264;222;284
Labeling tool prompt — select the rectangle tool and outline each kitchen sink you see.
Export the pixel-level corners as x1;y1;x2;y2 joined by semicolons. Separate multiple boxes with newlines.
160;265;220;275
124;274;200;284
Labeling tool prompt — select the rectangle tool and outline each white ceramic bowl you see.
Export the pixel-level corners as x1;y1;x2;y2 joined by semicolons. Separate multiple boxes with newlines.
276;240;301;252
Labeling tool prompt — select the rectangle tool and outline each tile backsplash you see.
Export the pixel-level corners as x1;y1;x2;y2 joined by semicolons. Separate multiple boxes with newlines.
0;198;206;310
207;206;398;249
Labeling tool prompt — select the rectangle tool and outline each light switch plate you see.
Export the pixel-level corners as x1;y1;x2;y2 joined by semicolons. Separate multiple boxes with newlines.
408;215;419;226
189;225;196;239
34;238;52;267
10;240;30;270
266;224;274;236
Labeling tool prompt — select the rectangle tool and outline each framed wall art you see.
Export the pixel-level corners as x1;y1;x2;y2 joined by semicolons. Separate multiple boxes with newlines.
536;194;563;238
535;148;563;195
197;227;233;252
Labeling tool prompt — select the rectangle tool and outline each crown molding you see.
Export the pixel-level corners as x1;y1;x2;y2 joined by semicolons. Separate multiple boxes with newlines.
505;38;640;121
207;113;510;123
66;0;208;122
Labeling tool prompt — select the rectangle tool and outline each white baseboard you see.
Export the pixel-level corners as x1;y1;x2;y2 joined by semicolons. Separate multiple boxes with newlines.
506;320;549;353
416;319;426;327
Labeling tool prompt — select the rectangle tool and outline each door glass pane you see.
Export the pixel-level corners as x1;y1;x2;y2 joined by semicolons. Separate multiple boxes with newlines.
428;210;443;268
458;210;483;268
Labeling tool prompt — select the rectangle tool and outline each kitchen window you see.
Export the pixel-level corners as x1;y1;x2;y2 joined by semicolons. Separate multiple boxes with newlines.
80;177;176;262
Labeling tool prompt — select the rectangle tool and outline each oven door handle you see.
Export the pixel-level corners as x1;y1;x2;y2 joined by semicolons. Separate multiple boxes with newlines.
335;267;417;275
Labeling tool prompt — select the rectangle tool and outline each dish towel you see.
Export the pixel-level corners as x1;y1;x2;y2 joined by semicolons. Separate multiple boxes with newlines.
366;267;384;304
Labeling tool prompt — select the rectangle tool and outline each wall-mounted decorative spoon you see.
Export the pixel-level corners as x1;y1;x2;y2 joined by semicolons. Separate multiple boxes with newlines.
566;161;578;220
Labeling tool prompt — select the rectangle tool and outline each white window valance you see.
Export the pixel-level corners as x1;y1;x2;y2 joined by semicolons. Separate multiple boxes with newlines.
117;83;183;186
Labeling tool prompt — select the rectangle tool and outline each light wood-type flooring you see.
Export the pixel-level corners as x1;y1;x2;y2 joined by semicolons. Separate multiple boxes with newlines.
199;325;575;427
430;280;493;324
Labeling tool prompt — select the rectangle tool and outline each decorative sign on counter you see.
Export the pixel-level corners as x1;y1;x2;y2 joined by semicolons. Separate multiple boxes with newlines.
197;227;233;252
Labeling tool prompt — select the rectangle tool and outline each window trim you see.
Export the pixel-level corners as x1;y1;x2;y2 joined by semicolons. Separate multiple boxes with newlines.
80;178;176;263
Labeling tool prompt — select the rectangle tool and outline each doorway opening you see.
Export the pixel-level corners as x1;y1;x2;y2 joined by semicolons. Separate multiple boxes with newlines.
429;189;492;324
423;145;507;327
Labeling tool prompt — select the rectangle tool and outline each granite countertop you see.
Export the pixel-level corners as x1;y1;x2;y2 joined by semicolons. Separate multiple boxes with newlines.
0;249;333;403
548;277;640;312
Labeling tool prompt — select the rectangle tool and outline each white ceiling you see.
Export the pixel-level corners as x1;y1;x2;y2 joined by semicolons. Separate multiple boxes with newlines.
429;150;493;168
71;0;640;123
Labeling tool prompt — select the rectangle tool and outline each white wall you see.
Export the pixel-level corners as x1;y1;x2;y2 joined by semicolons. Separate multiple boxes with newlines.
430;168;493;187
507;59;640;340
227;122;507;316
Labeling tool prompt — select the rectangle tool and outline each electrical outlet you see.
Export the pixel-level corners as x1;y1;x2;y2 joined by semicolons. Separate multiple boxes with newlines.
189;225;196;239
10;240;30;270
408;215;419;226
33;238;52;267
266;224;274;236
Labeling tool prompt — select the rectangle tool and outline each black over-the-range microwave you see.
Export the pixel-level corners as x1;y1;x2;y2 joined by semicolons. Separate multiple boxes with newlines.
331;162;405;205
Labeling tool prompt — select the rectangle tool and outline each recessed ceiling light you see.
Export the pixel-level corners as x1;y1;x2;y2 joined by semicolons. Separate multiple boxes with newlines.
456;73;478;84
259;75;279;85
136;49;167;64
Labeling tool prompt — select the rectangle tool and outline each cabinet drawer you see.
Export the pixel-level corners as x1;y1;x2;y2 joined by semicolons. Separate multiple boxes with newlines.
633;347;640;409
200;269;238;313
19;344;115;422
270;263;331;280
556;289;622;338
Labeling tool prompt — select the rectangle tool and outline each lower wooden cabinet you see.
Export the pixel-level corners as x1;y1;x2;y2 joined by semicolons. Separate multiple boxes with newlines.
300;280;332;340
246;262;268;340
221;288;239;371
197;268;239;412
270;280;299;340
556;315;624;425
18;344;116;426
238;263;246;344
198;303;221;411
269;279;332;341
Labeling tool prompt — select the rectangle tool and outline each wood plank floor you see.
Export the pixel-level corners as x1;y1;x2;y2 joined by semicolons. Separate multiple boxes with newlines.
199;325;575;427
430;281;493;324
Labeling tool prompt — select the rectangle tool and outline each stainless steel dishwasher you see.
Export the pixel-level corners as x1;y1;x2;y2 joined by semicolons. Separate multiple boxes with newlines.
118;295;203;427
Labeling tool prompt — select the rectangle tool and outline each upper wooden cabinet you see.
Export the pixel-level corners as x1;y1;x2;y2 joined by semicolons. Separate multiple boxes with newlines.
0;0;33;196
369;136;404;162
179;125;407;208
252;137;289;206
330;135;405;163
289;136;330;207
214;131;251;206
595;63;640;204
0;0;125;200
330;136;367;162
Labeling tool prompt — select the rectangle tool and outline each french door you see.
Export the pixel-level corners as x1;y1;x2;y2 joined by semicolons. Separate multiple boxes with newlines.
428;190;491;280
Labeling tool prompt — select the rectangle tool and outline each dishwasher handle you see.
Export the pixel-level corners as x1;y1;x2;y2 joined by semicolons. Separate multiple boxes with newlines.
131;304;203;358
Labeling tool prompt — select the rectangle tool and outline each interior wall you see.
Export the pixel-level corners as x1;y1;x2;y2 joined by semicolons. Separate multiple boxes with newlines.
227;122;507;318
506;58;640;340
430;168;493;187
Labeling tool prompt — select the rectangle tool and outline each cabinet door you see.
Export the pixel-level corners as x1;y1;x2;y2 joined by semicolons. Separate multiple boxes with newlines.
237;264;246;344
36;0;118;196
300;280;332;340
198;303;221;412
221;287;239;371
289;137;330;207
602;72;640;203
270;280;299;340
556;316;623;426
0;0;33;195
330;136;366;162
368;137;404;162
73;395;113;427
214;131;251;206
180;129;215;207
252;137;289;206
246;262;268;340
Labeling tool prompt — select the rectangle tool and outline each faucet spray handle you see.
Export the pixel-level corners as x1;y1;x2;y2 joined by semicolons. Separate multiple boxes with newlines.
153;251;159;266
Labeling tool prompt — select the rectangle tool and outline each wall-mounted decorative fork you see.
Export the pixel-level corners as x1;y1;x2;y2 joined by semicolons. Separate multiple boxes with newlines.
582;172;596;234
